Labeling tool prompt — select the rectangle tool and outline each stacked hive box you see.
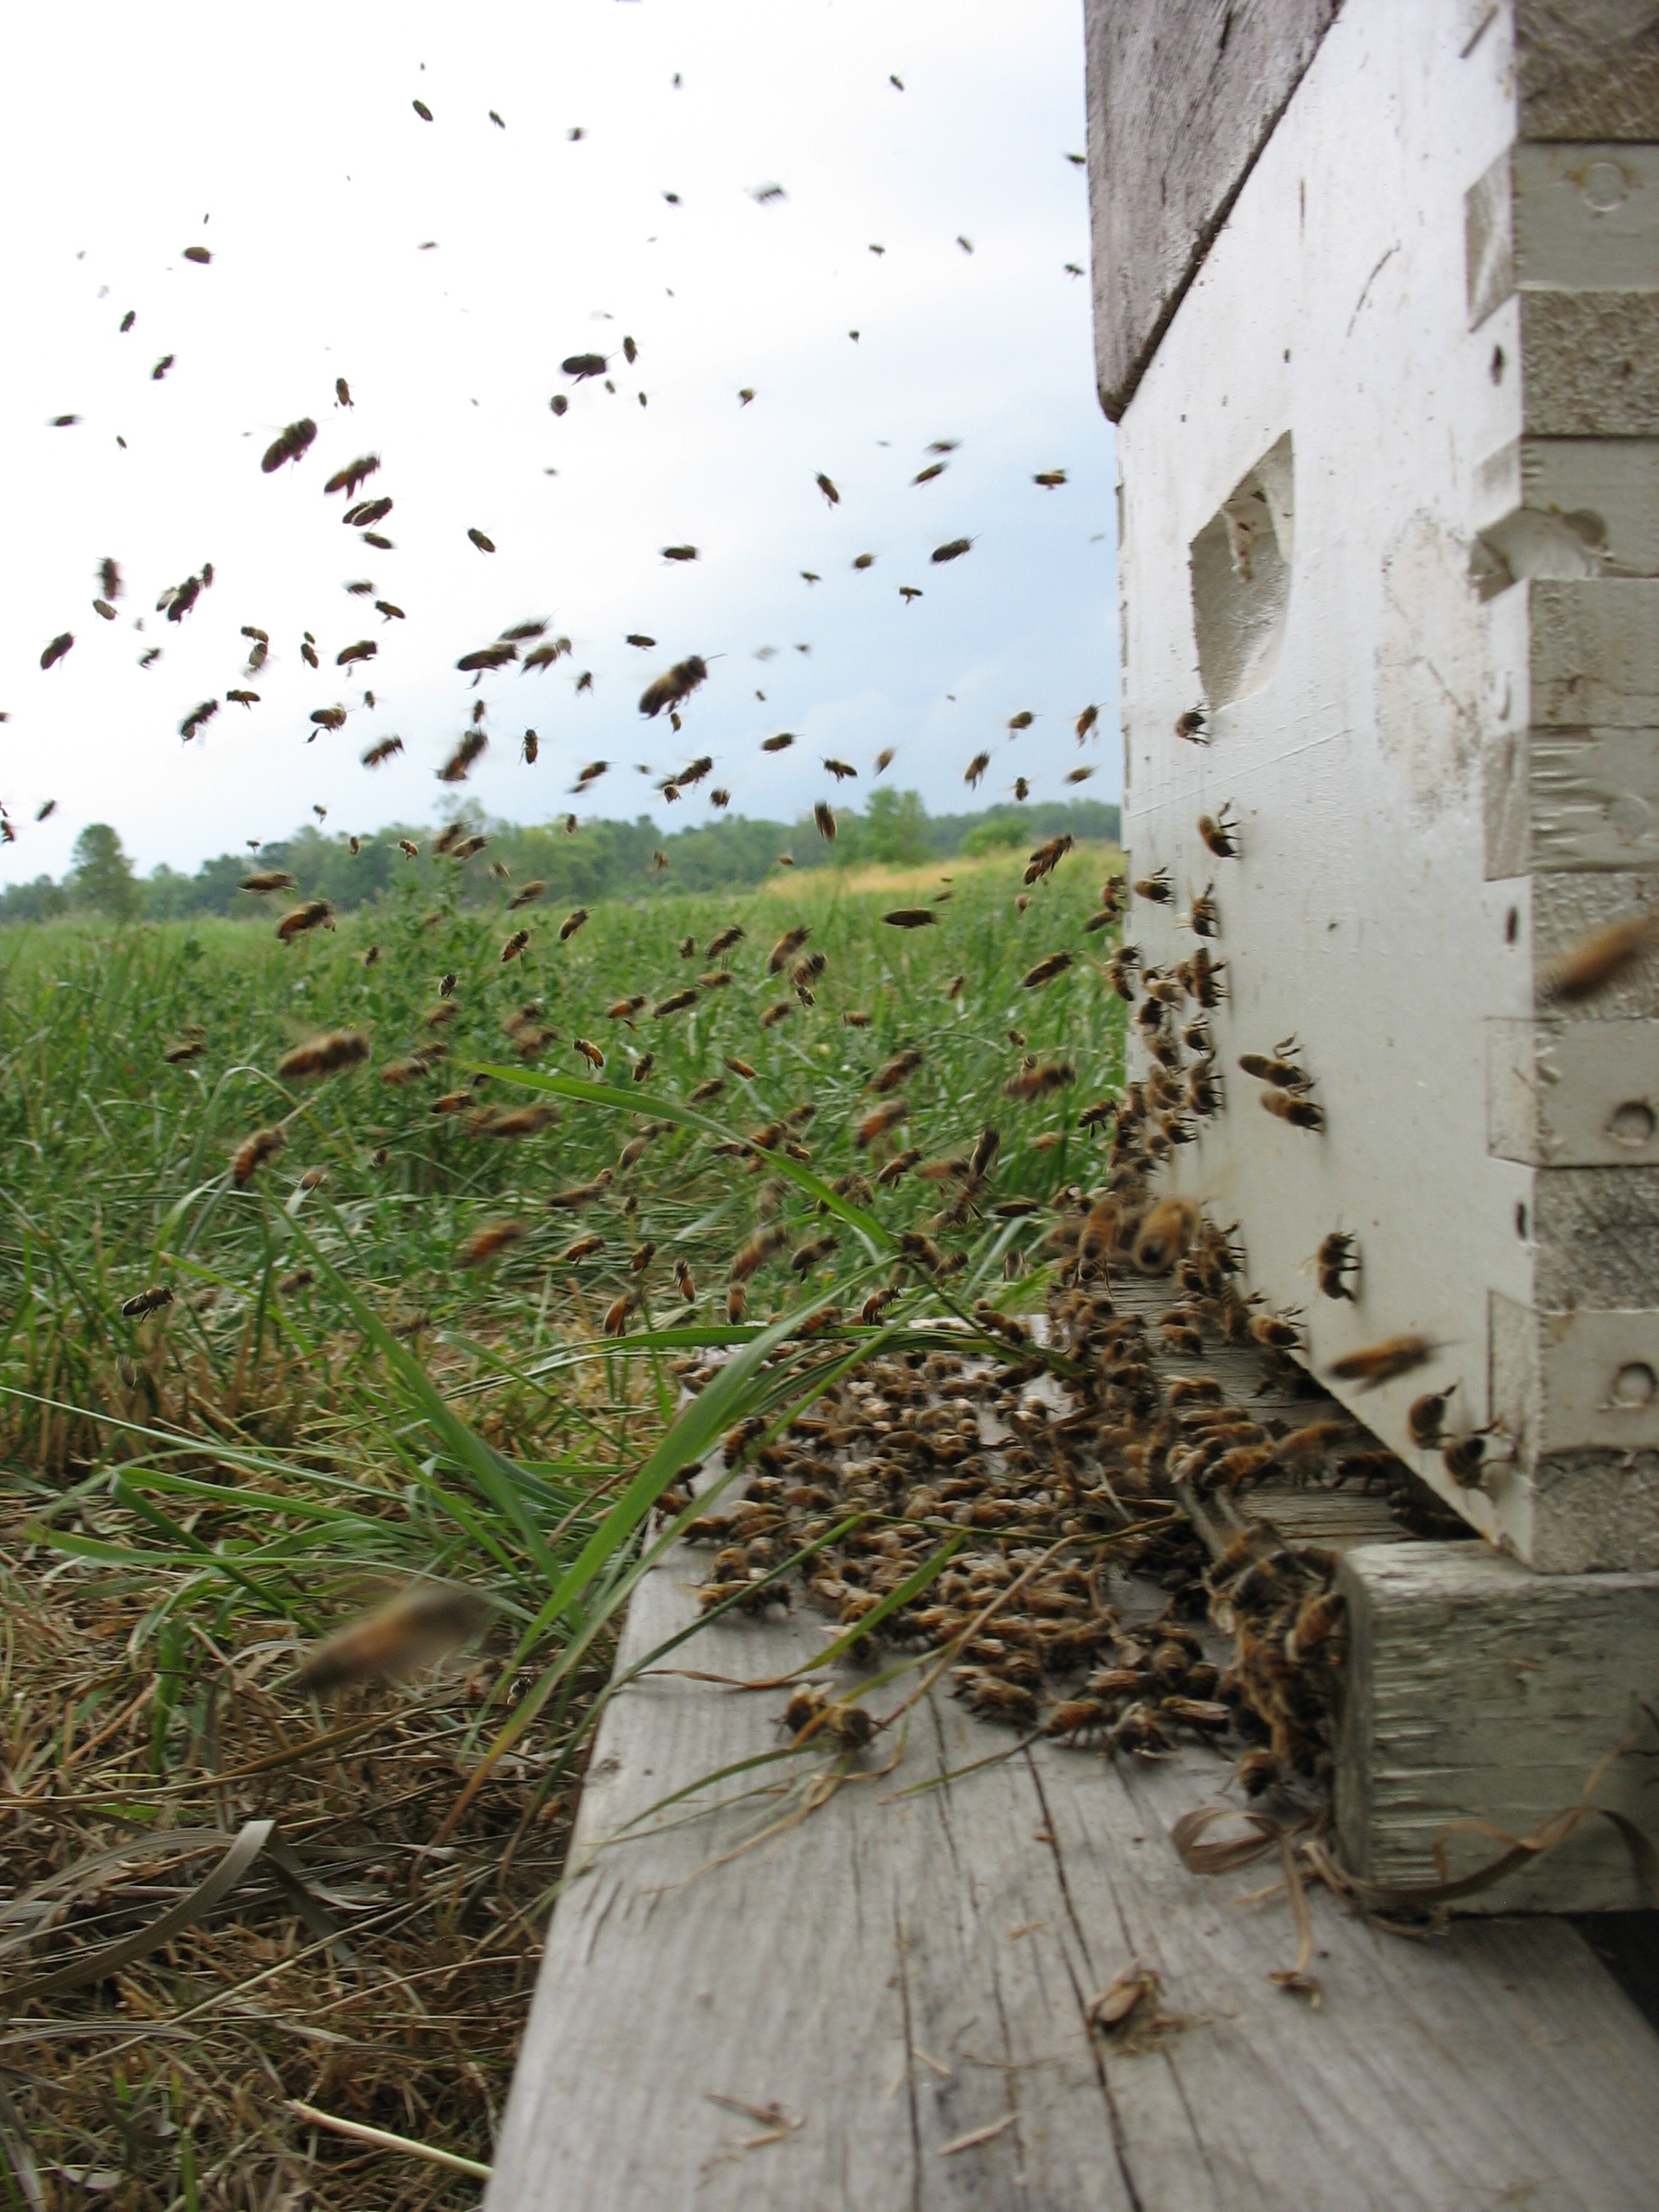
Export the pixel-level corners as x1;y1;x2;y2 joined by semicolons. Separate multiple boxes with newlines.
1087;0;1659;1902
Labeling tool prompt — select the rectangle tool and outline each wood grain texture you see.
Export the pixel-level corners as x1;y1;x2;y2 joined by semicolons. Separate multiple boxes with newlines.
1338;1540;1659;1910
1084;0;1341;420
486;1530;1659;2209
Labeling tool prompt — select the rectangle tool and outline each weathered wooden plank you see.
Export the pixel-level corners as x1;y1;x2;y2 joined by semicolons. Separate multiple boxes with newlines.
487;1526;1659;2209
1337;1540;1659;1911
1083;0;1341;421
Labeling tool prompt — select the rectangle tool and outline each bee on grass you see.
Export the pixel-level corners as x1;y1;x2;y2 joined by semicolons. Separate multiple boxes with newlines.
121;1285;174;1319
294;1582;492;1697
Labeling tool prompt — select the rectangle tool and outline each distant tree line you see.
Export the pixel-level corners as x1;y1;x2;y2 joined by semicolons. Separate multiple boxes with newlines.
0;790;1120;925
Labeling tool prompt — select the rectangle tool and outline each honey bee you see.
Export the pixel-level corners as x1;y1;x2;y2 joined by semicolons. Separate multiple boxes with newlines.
561;1234;604;1263
260;418;317;473
726;1284;748;1323
500;929;530;963
964;752;990;789
1188;883;1220;938
1133;869;1172;905
573;1039;605;1070
654;988;699;1017
731;1223;789;1282
870;1048;923;1095
882;908;937;928
398;839;419;859
790;1233;838;1274
1132;1196;1200;1274
1260;1091;1323;1131
121;1285;174;1319
766;925;810;973
1021;952;1074;990
726;1056;759;1079
1003;1058;1074;1101
474;1103;558;1141
1406;1382;1458;1447
278;1031;370;1081
631;1052;655;1086
1024;834;1074;884
458;1221;525;1268
1249;1312;1302;1350
548;1170;613;1208
1443;1428;1505;1487
230;1126;287;1185
932;538;973;563
431;1089;474;1116
605;995;647;1024
1540;913;1659;1004
276;900;334;942
521;730;539;764
1174;708;1208;742
294;1582;492;1696
1328;1334;1436;1391
241;870;295;894
323;454;380;498
1315;1231;1359;1301
855;1099;910;1147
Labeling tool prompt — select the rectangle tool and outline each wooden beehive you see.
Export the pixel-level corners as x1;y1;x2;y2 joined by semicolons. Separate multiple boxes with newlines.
1089;0;1659;1575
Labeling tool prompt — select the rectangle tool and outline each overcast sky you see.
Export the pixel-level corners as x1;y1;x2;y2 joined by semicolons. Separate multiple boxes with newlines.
0;0;1115;886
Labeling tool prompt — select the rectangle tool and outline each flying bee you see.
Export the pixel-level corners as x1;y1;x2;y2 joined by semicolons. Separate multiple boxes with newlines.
276;899;334;942
230;1126;286;1185
1328;1333;1438;1391
121;1285;174;1319
655;988;699;1017
260;418;316;472
573;1039;605;1070
458;1221;525;1268
790;1234;838;1274
1315;1231;1359;1301
1133;1196;1200;1274
767;925;810;973
1021;951;1074;991
726;1056;758;1079
1407;1382;1458;1448
882;908;937;929
814;800;836;841
500;929;530;963
876;1147;923;1186
323;453;380;498
964;751;990;789
1003;1057;1074;1101
870;1047;924;1094
1197;802;1239;857
278;1031;370;1081
294;1581;492;1696
1540;913;1659;1004
855;1099;909;1147
731;1223;789;1282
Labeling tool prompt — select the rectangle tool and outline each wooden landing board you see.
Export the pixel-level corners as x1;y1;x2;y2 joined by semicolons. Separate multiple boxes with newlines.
486;1540;1659;2210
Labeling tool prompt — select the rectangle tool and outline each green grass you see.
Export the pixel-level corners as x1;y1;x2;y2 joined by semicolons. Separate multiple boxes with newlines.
0;845;1124;2198
1;845;1123;1724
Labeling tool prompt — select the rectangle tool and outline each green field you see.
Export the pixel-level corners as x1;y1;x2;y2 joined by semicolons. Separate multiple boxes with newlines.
0;839;1125;2199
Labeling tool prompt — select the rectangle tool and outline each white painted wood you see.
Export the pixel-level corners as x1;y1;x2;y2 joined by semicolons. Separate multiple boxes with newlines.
1337;1539;1659;1911
486;1525;1659;2209
1108;0;1659;1569
1487;1018;1659;1164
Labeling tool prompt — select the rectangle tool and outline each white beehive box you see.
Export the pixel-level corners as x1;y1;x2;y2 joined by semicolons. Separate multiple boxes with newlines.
1092;0;1659;1572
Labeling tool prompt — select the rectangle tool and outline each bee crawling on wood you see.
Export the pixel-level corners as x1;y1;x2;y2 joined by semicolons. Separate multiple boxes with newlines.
1197;802;1239;857
1174;707;1208;743
1406;1382;1458;1448
293;1582;492;1696
1314;1231;1359;1301
783;1684;874;1751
